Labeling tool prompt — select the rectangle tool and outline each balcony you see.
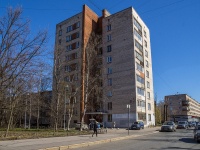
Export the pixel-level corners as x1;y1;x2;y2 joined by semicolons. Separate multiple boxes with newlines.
182;100;189;106
182;107;190;111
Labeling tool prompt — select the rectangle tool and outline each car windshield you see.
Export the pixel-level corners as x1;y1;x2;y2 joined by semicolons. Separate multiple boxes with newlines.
178;122;185;124
163;122;173;125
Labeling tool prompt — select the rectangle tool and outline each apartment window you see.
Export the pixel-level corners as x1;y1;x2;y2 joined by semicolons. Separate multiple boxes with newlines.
134;29;142;41
144;31;147;37
136;63;144;73
107;91;112;97
108;78;112;86
147;92;150;99
136;51;144;62
76;41;79;48
107;24;111;31
137;75;144;84
134;18;142;31
107;34;112;41
148;103;151;110
67;26;71;32
58;39;61;45
66;35;71;42
108;102;112;110
137;87;145;96
108;114;112;122
66;45;72;51
137;100;145;107
65;66;71;72
107;56;112;63
145;60;149;67
146;70;149;78
145;50;148;57
76;21;80;28
144;40;147;48
107;68;112;74
65;76;70;82
135;40;143;52
107;45;112;52
74;73;78;81
148;114;151;121
147;81;150;88
59;30;62;36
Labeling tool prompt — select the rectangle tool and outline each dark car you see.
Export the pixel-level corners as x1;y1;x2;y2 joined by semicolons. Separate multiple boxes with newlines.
130;121;144;130
177;121;188;129
161;121;176;132
194;125;200;142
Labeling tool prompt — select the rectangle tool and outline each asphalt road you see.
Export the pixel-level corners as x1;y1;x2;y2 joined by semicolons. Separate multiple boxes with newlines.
76;129;200;150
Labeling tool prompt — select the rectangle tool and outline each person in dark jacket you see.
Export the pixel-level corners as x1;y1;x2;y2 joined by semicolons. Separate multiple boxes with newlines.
92;121;98;137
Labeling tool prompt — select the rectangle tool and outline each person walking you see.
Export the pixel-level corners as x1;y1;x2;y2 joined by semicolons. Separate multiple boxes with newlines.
92;121;98;137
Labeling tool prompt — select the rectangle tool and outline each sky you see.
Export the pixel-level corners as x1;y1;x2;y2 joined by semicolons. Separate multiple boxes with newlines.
0;0;200;102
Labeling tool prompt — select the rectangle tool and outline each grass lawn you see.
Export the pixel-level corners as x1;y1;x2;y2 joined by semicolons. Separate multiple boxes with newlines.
0;128;91;141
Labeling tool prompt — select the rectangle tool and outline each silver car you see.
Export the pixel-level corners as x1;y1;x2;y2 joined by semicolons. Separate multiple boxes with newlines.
161;121;176;132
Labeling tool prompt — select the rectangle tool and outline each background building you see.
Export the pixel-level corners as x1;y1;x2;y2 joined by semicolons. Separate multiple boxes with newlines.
164;94;200;122
53;5;155;128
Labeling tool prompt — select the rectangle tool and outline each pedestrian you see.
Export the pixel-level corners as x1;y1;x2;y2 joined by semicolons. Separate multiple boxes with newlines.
92;121;98;137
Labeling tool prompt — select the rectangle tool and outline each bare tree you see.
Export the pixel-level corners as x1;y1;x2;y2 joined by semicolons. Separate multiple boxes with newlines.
0;7;48;137
80;32;102;131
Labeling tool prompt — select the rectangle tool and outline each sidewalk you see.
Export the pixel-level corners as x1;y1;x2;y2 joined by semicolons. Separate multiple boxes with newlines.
0;127;160;150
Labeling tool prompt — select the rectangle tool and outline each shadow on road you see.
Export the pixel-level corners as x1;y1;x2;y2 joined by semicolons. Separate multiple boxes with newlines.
179;138;197;144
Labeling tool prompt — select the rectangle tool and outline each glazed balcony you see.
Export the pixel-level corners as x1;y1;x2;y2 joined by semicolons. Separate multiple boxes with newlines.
182;100;189;106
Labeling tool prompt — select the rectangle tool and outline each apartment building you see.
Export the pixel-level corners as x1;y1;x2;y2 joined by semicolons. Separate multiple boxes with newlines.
164;94;200;122
53;5;155;128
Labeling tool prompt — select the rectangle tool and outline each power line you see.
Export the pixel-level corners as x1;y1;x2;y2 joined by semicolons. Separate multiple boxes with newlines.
141;0;185;14
88;0;102;12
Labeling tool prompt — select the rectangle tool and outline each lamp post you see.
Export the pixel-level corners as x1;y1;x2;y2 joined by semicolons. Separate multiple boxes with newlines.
127;104;130;135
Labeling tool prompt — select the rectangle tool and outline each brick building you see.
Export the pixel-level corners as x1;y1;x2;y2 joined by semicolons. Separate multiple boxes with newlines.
53;5;155;128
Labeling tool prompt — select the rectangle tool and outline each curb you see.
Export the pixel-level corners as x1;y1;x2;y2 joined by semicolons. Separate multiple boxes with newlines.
38;131;159;150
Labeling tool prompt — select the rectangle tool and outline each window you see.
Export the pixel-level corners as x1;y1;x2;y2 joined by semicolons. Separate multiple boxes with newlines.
58;39;61;45
108;102;112;110
134;29;142;41
136;51;144;62
97;48;103;55
147;92;150;99
144;31;147;37
107;24;111;31
137;87;145;96
144;40;147;48
137;75;144;84
108;78;112;86
76;21;80;28
67;25;72;32
76;41;79;48
134;18;142;31
108;114;112;122
107;56;112;63
135;40;143;52
65;66;71;72
145;60;149;67
136;63;144;73
65;76;70;82
76;32;80;38
145;50;148;57
107;45;112;52
137;100;145;107
107;68;112;74
66;45;72;51
148;103;151;110
66;35;71;42
107;34;111;41
59;30;62;36
148;114;151;121
107;91;112;97
147;81;150;88
146;70;149;78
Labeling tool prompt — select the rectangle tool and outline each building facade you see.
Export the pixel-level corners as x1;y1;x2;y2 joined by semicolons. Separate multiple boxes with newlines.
164;94;200;122
53;5;155;128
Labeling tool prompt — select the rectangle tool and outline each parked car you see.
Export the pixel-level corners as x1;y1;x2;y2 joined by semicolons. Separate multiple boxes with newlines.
75;122;88;130
188;122;194;127
160;121;176;132
130;121;144;130
194;125;200;142
176;121;188;129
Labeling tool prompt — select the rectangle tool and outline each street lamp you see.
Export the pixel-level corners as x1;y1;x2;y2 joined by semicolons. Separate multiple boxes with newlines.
127;104;130;135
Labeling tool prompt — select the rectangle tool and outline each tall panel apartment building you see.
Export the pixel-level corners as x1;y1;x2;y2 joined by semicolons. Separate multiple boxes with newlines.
53;5;155;128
